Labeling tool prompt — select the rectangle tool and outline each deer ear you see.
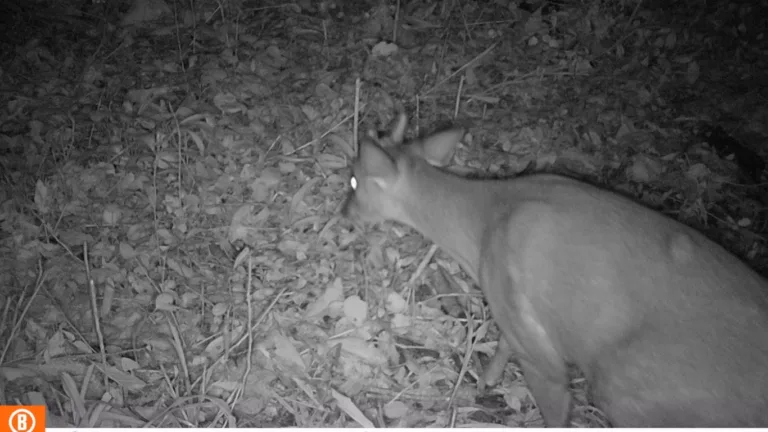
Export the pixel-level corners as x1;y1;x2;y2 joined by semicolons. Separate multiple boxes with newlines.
390;112;408;144
416;128;465;167
357;138;399;185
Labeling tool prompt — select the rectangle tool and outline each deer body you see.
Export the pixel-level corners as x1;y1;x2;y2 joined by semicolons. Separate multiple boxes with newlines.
342;113;768;427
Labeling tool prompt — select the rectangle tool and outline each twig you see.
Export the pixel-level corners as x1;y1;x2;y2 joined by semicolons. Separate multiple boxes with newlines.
453;75;464;119
591;0;643;61
393;0;400;44
421;42;497;97
0;261;47;365
288;112;359;156
85;242;109;390
354;78;361;155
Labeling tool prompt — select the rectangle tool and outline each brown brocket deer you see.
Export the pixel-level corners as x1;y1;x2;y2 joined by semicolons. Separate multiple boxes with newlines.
342;113;768;427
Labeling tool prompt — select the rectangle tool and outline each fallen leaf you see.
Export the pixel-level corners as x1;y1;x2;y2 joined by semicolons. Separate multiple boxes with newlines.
331;388;374;427
343;295;367;326
304;277;344;320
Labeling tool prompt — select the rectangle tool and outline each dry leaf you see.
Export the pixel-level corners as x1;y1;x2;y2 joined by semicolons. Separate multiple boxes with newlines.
274;333;306;373
385;291;407;314
383;400;409;419
342;295;367;326
34;180;50;214
331;337;387;366
331;388;375;428
304;277;344;320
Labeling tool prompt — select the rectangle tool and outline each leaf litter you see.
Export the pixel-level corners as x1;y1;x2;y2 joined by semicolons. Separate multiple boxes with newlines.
1;0;767;428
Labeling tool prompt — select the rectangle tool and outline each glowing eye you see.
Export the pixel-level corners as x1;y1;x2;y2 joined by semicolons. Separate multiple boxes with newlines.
350;176;358;190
